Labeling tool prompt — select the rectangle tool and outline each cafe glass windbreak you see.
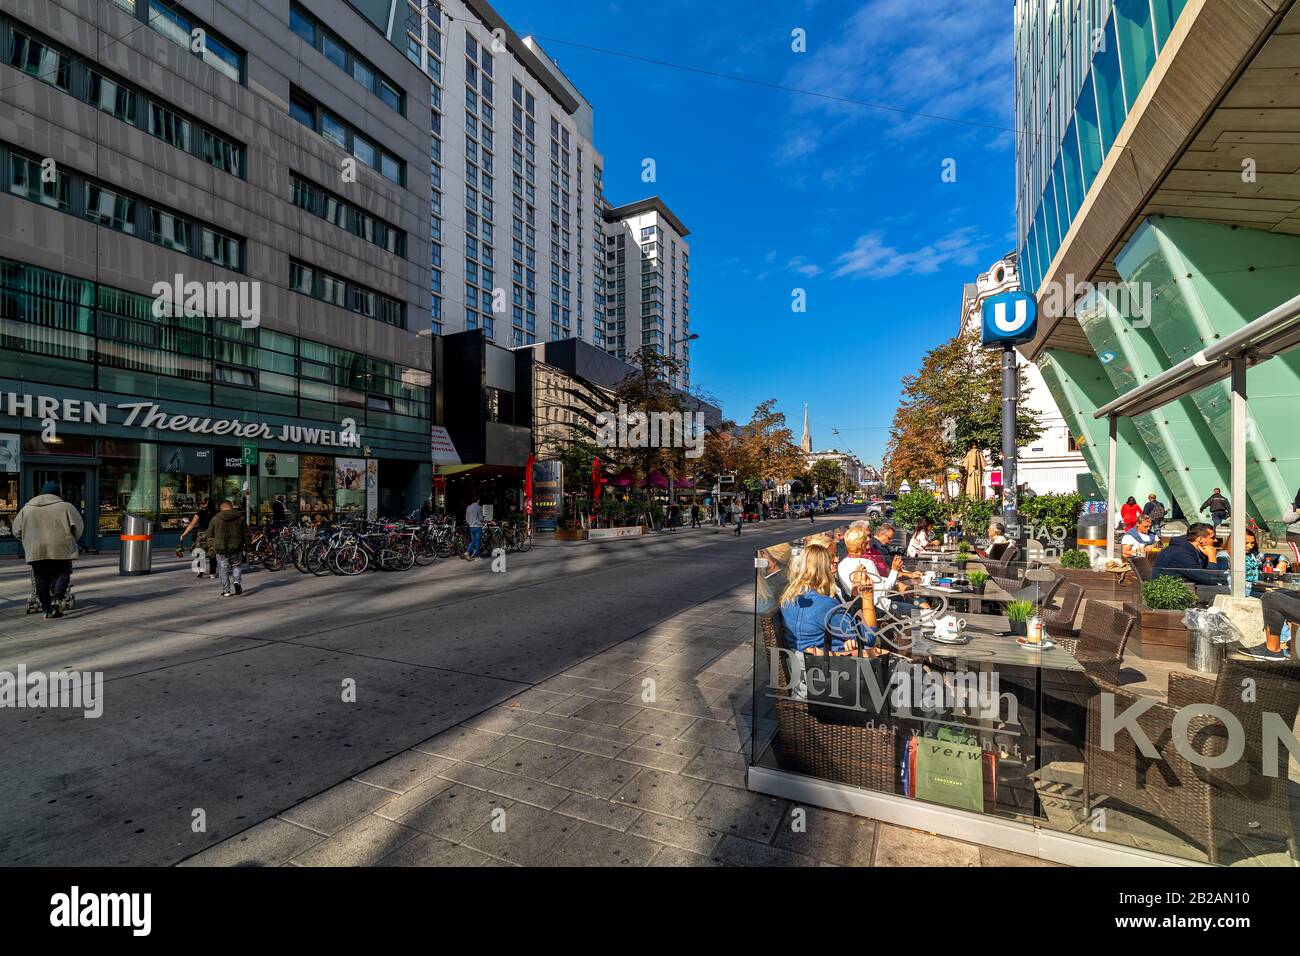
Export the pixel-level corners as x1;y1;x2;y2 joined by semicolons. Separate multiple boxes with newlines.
752;524;1300;865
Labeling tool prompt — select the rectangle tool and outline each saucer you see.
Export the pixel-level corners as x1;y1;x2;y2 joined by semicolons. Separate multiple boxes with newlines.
1016;637;1055;650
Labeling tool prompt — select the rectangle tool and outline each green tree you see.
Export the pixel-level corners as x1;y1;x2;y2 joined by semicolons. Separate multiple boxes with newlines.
612;346;686;491
809;459;843;495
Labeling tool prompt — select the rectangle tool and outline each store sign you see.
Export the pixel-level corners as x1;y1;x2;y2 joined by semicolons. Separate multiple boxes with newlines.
431;426;460;464
0;392;360;449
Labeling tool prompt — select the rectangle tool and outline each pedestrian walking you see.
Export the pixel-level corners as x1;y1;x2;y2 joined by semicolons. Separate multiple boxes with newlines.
690;503;701;528
208;500;247;597
667;502;678;533
735;499;744;536
1120;496;1141;532
12;480;83;619
179;498;218;578
808;500;815;524
1142;492;1167;535
1200;487;1230;529
465;496;483;559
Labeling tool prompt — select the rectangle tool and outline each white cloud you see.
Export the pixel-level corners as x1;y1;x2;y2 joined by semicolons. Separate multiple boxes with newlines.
831;225;986;279
787;256;824;277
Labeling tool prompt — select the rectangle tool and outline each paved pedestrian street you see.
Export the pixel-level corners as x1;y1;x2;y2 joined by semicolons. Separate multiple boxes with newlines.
0;517;1047;867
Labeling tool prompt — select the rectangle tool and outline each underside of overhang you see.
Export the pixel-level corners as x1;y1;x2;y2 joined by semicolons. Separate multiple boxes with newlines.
1029;0;1300;359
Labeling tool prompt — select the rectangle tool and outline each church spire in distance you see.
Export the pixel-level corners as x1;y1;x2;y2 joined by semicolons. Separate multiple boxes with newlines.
801;403;812;453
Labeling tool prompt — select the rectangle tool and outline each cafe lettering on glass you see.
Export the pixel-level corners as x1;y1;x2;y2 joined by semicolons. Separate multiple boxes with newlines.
1;392;361;448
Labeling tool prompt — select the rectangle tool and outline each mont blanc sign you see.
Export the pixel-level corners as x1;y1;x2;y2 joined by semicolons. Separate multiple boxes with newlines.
1;392;361;449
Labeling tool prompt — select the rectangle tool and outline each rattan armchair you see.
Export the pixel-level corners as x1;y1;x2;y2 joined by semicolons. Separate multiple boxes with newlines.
1040;582;1084;640
1128;554;1154;582
759;611;896;793
1054;602;1135;684
1085;658;1300;865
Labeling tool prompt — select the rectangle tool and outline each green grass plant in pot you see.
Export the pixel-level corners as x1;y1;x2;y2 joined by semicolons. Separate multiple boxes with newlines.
1006;599;1033;637
1142;576;1196;611
967;569;988;594
1059;549;1091;570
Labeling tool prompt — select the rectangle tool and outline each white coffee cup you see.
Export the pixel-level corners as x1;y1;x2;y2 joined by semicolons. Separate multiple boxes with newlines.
934;614;966;639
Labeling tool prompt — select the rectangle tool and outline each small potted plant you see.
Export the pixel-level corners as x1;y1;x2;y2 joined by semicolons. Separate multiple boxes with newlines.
1124;577;1197;662
1059;549;1091;570
967;569;988;595
1006;599;1033;637
955;540;971;570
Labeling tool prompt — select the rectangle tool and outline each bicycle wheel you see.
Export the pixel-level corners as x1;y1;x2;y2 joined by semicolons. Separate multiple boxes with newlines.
518;531;532;553
383;542;416;572
306;541;332;576
332;543;369;576
413;534;438;566
262;542;285;571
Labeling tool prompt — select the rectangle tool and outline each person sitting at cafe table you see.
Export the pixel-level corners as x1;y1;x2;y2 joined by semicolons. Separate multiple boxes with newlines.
975;521;1010;558
1152;522;1230;602
905;517;943;557
1248;587;1299;662
1215;528;1286;598
1121;513;1160;559
779;543;878;655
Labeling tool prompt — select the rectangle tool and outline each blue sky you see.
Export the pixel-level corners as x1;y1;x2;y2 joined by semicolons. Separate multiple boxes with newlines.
492;0;1017;466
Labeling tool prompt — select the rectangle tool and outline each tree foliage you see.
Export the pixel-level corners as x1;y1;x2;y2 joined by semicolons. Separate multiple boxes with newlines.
809;459;843;495
885;331;1043;492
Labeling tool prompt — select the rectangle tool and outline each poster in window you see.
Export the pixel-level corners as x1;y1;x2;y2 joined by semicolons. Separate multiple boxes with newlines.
335;456;365;513
260;452;298;478
298;455;333;515
0;434;18;473
160;445;212;475
365;459;378;520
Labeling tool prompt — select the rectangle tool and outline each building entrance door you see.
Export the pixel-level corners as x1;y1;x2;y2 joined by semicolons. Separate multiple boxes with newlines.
26;467;96;552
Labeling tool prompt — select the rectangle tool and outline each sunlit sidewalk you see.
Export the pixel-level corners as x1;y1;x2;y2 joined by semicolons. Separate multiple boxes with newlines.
182;582;1056;867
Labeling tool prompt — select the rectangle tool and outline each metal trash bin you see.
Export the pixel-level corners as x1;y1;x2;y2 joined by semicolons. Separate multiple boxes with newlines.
119;513;154;576
1075;511;1109;564
1186;623;1225;674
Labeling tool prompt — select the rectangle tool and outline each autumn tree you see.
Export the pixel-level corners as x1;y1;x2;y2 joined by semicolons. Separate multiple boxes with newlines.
612;346;687;491
885;331;1042;495
737;399;805;485
809;459;843;496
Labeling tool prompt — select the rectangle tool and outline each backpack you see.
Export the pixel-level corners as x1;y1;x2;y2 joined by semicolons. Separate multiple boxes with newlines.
1148;502;1166;523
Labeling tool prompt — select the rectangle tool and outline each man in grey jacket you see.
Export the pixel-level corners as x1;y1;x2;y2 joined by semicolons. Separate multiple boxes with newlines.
12;481;84;618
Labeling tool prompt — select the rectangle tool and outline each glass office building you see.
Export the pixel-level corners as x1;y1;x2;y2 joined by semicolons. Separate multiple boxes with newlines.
1015;0;1300;527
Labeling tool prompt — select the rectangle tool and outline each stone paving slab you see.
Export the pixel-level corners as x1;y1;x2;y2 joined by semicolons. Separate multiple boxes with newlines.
180;544;1054;868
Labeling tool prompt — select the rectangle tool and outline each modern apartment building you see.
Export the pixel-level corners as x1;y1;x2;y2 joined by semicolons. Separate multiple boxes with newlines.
397;0;607;350
0;0;433;551
1014;0;1300;524
959;254;1089;496
602;198;692;390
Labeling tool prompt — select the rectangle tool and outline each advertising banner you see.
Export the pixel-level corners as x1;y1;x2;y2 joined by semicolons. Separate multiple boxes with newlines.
365;460;378;520
532;459;562;531
0;433;18;473
260;452;299;479
335;457;366;513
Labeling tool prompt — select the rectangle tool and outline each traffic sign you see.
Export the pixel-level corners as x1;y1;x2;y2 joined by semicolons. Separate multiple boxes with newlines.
981;290;1038;346
241;443;258;466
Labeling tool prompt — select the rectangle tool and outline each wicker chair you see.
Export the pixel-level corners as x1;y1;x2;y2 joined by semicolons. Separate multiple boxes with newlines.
758;611;896;793
1008;572;1063;607
1129;554;1154;582
1085;658;1300;865
1053;602;1135;684
1040;581;1084;640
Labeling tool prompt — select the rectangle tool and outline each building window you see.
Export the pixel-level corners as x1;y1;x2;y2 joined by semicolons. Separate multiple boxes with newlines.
149;103;191;150
200;227;240;269
149;208;190;252
289;3;405;114
87;70;135;121
145;0;244;83
84;183;136;234
8;30;71;91
8;154;69;209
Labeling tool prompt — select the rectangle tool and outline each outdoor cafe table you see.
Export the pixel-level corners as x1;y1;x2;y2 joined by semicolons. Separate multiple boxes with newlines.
895;610;1084;820
914;580;1013;615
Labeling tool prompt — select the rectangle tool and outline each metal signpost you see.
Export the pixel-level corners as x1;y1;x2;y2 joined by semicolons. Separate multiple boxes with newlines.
980;290;1038;549
241;442;258;526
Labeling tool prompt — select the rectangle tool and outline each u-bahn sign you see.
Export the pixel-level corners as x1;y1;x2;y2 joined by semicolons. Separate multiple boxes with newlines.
981;290;1038;347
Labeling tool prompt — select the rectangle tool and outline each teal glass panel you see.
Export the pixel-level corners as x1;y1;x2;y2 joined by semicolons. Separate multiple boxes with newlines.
1115;0;1157;112
1092;18;1126;152
1033;203;1053;273
1043;169;1063;249
1074;73;1104;189
1060;119;1085;221
1152;0;1188;48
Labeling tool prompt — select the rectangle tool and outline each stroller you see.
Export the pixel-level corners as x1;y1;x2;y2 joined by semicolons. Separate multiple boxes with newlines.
25;566;76;614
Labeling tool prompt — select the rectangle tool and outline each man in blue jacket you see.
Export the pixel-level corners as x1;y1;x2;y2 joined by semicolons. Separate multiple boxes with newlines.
1153;522;1229;602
